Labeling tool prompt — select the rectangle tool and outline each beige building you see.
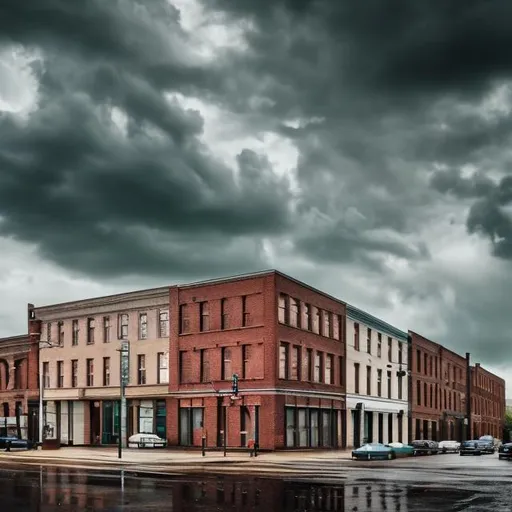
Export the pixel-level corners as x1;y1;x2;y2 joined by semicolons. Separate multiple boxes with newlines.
345;305;409;448
30;287;170;445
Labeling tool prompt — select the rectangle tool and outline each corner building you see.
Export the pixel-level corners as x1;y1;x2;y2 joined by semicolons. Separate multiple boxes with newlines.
167;270;347;450
345;306;409;448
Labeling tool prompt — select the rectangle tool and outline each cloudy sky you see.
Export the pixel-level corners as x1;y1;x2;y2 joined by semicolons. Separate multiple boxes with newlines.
0;1;511;390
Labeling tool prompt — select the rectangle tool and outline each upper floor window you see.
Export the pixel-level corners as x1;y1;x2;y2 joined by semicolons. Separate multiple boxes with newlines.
312;307;320;334
221;299;228;330
42;362;50;388
46;323;52;343
87;318;95;344
118;314;129;340
179;304;189;334
139;313;148;339
377;333;382;357
86;359;94;387
279;343;289;380
103;316;110;343
377;369;382;397
159;310;169;337
200;349;209;383
366;328;371;354
354;363;360;394
71;360;78;388
278;294;288;324
354;323;360;351
242;295;250;327
72;320;79;346
416;349;421;372
158;352;169;384
323;311;332;338
57;322;64;347
387;337;392;362
289;298;300;328
103;357;110;386
333;315;340;340
325;354;333;385
137;355;146;385
314;352;322;382
57;361;64;388
199;301;209;332
290;346;300;380
221;347;232;380
398;343;403;365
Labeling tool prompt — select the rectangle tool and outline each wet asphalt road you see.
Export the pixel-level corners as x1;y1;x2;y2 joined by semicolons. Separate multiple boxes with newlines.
1;452;511;511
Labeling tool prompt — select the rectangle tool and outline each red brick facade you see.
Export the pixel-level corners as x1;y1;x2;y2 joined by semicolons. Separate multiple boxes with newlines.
167;270;347;450
471;363;505;439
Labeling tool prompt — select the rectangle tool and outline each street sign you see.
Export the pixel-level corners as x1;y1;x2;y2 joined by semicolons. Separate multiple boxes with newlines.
232;373;239;395
120;340;130;387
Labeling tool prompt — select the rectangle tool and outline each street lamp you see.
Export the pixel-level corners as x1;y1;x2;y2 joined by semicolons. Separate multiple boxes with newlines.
116;340;130;459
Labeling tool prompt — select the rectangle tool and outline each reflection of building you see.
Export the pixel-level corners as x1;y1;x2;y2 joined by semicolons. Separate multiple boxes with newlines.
409;331;469;442
470;362;505;439
29;287;170;445
0;334;39;440
345;482;408;511
345;305;409;448
168;270;347;450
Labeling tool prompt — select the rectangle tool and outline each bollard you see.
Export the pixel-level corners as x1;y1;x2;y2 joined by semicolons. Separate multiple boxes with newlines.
254;442;258;458
202;436;206;457
5;440;11;452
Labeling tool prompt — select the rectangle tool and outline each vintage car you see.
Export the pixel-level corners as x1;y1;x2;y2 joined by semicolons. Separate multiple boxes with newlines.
438;440;461;453
386;442;414;457
476;436;496;454
498;442;512;460
128;433;167;449
459;440;483;456
411;440;439;455
0;436;36;451
351;443;396;460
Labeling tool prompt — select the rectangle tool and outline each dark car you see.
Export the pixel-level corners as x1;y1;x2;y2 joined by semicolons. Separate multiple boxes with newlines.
498;442;512;460
0;436;36;451
459;440;482;456
478;435;497;454
411;440;439;455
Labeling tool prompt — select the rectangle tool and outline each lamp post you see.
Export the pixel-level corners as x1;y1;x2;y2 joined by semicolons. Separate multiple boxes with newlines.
117;340;130;459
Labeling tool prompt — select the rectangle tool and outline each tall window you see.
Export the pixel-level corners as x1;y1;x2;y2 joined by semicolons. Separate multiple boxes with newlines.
220;299;228;330
200;349;209;383
416;350;421;372
242;295;250;327
119;314;129;340
398;343;403;365
333;314;340;340
387;371;392;398
325;354;333;384
57;322;64;347
366;328;372;354
159;310;169;337
312;307;320;334
416;380;421;405
377;369;382;397
71;360;78;388
366;366;372;395
57;361;64;388
179;304;189;334
338;356;344;387
138;355;146;385
72;320;79;346
354;323;360;350
304;304;311;330
377;332;382;357
278;294;288;324
290;298;300;328
139;313;148;339
158;352;169;384
354;363;360;394
199;302;209;331
387;337;392;362
86;359;94;387
43;362;50;388
306;348;312;381
290;346;300;380
46;323;52;343
398;374;403;400
314;352;322;382
103;317;110;343
279;343;289;379
221;347;232;380
103;357;110;386
87;318;95;344
323;311;332;337
242;345;250;378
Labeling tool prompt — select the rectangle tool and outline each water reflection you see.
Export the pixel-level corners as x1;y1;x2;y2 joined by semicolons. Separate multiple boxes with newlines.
0;465;474;511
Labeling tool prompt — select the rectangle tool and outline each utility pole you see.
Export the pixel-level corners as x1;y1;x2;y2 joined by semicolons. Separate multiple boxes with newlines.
117;341;130;459
466;352;471;441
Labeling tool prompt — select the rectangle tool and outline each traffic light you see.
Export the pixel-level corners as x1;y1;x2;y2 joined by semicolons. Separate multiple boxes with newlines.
232;373;239;395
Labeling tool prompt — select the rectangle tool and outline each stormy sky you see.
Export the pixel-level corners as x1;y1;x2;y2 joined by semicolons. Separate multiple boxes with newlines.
0;0;511;390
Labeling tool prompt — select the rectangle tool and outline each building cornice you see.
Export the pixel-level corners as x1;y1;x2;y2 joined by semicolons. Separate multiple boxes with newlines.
347;305;407;342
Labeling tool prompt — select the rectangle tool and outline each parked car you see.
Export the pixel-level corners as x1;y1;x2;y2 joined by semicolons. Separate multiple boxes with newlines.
411;440;439;455
128;433;167;449
386;442;414;457
0;436;36;451
460;440;482;456
476;436;496;454
351;443;396;460
438;440;460;453
498;442;512;460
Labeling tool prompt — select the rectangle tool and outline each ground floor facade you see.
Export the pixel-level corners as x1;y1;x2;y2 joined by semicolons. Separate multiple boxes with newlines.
471;414;503;439
411;411;468;442
346;395;409;448
0;391;39;440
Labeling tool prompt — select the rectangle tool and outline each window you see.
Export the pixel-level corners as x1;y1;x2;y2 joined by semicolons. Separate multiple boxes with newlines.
338;356;344;387
290;346;300;380
279;343;289;379
242;295;250;327
333;315;340;340
424;382;428;407
416;380;421;405
119;314;129;340
290;298;300;328
179;351;185;384
179;304;189;334
398;374;403;400
387;371;392;398
103;357;110;386
398;342;403;365
72;320;79;346
57;361;64;388
354;323;360;350
199;301;209;331
103;317;110;343
312;307;320;334
323;311;332;337
325;354;333;384
71;360;78;388
139;313;148;339
314;352;322;382
43;362;50;388
221;347;232;380
354;363;360;394
416;350;421;372
278;294;288;324
366;328;372;354
434;384;438;409
429;384;433;408
46;323;52;343
221;299;228;330
158;352;169;384
58;322;64;346
87;318;95;344
366;366;372;395
306;348;313;381
304;304;311;330
137;355;146;385
86;359;94;387
159;310;169;337
377;333;382;357
424;353;428;375
377;369;382;397
388;337;392;362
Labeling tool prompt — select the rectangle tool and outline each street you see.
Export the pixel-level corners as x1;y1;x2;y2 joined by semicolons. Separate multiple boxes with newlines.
0;453;511;511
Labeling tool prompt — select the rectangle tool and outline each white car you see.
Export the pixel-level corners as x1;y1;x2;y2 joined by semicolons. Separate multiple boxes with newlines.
128;433;167;449
438;440;460;453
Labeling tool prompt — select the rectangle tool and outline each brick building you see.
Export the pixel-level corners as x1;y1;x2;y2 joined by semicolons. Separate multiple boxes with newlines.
409;331;469;442
0;333;39;440
167;270;347;451
470;362;505;439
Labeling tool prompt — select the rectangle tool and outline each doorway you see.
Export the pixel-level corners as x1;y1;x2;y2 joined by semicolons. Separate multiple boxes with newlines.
89;402;101;445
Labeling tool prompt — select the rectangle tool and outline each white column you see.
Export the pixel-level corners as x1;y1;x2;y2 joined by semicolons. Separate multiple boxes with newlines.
383;413;389;444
